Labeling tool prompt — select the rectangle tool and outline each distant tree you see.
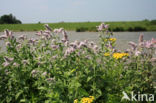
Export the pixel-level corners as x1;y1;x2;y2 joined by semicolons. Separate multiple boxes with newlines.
38;21;41;24
0;14;22;24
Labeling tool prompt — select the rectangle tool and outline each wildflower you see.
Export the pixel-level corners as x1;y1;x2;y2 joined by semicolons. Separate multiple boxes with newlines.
4;56;14;62
109;38;116;42
41;35;46;40
138;34;144;43
64;41;69;46
93;45;98;52
42;72;47;76
144;41;153;48
104;24;109;29
44;31;52;38
51;39;56;44
2;61;10;67
0;30;13;40
53;29;59;33
113;53;129;59
47;77;55;82
104;53;110;56
16;44;22;50
13;62;19;67
151;38;156;44
59;28;64;33
78;41;87;48
128;41;137;50
31;70;40;77
97;23;109;31
4;29;13;37
62;30;68;42
74;99;78;103
44;24;52;31
81;96;94;103
97;23;105;31
51;45;59;50
52;55;57;59
65;47;75;56
5;42;11;46
18;35;26;40
85;55;91;60
36;30;43;36
135;51;141;56
89;41;95;46
0;35;7;40
22;60;29;65
70;41;79;48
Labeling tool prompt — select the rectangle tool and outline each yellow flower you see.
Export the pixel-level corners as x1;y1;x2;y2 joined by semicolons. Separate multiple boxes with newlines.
81;96;94;103
109;38;116;42
104;53;110;56
74;99;78;103
113;53;129;59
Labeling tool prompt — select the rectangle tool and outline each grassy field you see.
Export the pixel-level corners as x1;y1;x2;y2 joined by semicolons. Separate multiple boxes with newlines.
0;20;156;32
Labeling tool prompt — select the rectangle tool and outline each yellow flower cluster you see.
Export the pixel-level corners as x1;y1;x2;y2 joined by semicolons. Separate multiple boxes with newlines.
109;38;116;42
74;96;94;103
81;96;94;103
113;53;129;59
104;52;129;59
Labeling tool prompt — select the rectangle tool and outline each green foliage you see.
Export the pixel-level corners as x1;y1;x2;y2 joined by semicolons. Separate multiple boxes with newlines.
0;24;155;103
150;20;156;25
0;20;156;32
0;14;22;24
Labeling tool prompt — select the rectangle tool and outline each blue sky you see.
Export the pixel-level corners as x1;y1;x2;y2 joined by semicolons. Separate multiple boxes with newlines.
0;0;156;23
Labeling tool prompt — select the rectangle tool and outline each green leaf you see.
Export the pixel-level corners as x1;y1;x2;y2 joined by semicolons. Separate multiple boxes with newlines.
38;86;47;90
20;99;26;102
15;90;23;100
87;77;92;82
78;88;89;96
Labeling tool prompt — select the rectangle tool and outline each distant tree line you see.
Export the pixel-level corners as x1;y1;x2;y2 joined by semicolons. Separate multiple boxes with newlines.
0;14;22;24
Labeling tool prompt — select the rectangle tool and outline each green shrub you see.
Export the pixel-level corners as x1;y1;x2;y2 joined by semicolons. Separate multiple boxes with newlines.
76;27;88;32
113;27;124;32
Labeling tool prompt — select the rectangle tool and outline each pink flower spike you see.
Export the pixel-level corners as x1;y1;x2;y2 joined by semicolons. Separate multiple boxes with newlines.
104;24;109;29
145;41;153;48
58;28;64;33
36;31;43;36
128;41;137;50
0;35;7;40
151;38;156;44
135;51;141;56
4;56;14;62
3;62;10;67
138;34;144;43
53;29;59;33
18;35;26;40
44;24;52;31
4;29;10;37
13;62;19;67
97;23;105;31
5;42;11;46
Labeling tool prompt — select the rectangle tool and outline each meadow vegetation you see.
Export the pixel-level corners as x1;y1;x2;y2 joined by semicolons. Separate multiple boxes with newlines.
0;23;155;103
0;20;156;32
